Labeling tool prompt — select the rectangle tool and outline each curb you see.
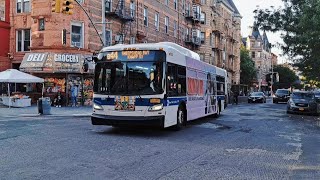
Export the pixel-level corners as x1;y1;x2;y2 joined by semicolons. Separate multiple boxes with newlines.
0;114;92;118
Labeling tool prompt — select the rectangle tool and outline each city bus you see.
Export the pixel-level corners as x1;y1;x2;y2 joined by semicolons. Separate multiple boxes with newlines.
91;42;228;129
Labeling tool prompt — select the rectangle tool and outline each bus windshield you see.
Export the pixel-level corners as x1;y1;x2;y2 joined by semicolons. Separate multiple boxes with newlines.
94;50;165;95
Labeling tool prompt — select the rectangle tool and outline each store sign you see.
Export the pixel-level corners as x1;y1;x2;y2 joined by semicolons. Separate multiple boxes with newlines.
54;54;79;63
27;53;46;62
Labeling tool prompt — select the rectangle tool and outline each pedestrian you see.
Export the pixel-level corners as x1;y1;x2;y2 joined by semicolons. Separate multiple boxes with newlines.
55;90;63;107
71;84;79;107
233;90;239;105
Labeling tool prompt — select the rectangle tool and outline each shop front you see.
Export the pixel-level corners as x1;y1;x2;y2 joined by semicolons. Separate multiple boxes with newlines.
20;53;94;106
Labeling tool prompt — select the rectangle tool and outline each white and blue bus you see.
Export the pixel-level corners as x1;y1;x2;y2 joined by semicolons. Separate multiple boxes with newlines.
91;42;228;129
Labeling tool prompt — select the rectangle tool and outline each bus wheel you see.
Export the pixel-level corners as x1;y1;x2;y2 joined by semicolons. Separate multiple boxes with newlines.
174;106;185;130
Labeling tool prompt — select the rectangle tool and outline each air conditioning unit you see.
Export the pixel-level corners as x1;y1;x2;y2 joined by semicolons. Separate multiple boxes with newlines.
115;34;123;42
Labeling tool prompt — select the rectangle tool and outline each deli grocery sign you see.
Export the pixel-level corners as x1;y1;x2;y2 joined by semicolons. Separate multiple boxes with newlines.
54;54;79;63
20;53;85;73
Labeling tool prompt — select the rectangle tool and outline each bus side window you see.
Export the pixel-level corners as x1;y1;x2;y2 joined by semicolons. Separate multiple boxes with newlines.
177;66;186;96
167;63;178;96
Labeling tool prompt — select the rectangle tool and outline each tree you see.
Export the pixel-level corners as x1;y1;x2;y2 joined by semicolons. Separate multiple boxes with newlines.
254;0;320;84
240;46;256;85
272;65;299;90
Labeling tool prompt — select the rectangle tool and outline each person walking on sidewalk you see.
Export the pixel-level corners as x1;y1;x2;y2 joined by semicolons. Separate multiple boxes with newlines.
233;90;239;105
71;84;79;107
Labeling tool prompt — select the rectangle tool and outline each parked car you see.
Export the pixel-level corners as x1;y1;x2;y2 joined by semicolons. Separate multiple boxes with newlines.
287;91;320;115
248;92;266;103
314;91;320;100
273;89;291;103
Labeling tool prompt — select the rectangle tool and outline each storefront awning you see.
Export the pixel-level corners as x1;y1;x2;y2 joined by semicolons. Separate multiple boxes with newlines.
20;53;94;73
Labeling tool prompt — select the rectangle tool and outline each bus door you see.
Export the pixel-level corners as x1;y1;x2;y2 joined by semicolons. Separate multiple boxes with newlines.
164;63;187;127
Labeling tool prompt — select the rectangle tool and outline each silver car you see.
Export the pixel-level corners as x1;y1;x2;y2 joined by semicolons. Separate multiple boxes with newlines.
248;92;266;103
287;91;320;115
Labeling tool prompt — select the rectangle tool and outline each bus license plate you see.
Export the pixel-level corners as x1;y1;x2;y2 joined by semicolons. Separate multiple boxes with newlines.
299;108;304;111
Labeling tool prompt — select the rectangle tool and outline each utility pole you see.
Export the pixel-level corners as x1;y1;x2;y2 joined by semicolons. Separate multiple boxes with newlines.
102;0;106;46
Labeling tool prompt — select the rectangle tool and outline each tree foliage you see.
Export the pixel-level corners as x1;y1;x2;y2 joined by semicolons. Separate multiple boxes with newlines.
240;46;256;85
254;0;320;83
272;65;299;89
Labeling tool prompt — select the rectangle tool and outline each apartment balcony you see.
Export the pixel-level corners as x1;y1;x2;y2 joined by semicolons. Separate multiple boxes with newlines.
212;41;223;51
105;1;134;22
185;11;201;23
185;35;201;46
212;23;223;34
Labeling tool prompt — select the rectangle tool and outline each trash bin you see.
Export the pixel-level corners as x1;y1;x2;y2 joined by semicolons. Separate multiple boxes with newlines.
38;97;51;115
37;98;43;114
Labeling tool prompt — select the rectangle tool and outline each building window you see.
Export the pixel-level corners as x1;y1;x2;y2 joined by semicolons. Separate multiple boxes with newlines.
155;12;159;31
71;22;84;48
105;0;112;12
201;32;205;44
17;0;30;13
255;41;260;47
165;0;168;6
174;21;177;38
200;12;205;24
39;18;45;31
212;51;215;65
130;1;135;17
16;29;30;52
130;36;135;44
165;16;169;34
201;0;206;4
200;53;205;61
174;0;177;10
252;51;255;58
143;7;148;26
257;52;261;58
0;1;5;21
106;29;112;46
182;0;185;10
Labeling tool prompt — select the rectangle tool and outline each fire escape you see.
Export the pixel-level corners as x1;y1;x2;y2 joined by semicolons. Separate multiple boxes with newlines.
106;0;134;44
210;3;224;67
184;0;201;50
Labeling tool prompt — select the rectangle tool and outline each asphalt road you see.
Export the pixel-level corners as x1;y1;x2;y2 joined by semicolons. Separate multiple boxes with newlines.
1;100;320;180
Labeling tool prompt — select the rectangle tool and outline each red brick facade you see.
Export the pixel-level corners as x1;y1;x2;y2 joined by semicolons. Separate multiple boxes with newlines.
0;0;10;71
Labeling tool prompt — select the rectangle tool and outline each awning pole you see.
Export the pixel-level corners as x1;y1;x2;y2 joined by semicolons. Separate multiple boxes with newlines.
42;83;44;98
15;83;16;92
8;83;10;108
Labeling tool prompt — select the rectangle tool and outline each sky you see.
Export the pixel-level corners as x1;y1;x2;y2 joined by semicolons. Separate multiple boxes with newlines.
233;0;286;64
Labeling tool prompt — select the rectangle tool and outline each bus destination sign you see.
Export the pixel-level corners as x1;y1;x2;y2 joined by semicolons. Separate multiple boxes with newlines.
106;51;150;61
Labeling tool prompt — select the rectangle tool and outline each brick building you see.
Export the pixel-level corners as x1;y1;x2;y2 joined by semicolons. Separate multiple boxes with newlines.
243;23;274;91
0;0;10;71
5;0;241;104
7;0;103;106
105;0;241;86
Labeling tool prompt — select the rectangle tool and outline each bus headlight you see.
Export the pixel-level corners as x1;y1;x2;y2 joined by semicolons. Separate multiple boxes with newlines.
148;104;163;111
93;103;104;110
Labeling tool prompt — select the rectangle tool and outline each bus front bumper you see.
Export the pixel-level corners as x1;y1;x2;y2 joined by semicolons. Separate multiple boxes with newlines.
91;114;165;127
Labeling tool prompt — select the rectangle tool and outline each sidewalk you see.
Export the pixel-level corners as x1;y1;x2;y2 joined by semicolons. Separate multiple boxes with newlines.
0;105;92;118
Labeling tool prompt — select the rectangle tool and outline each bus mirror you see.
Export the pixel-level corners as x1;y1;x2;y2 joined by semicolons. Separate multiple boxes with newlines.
92;55;98;63
82;61;89;72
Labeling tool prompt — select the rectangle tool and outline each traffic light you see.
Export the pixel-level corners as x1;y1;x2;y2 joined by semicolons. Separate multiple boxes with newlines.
62;0;74;15
52;0;61;13
62;29;67;45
